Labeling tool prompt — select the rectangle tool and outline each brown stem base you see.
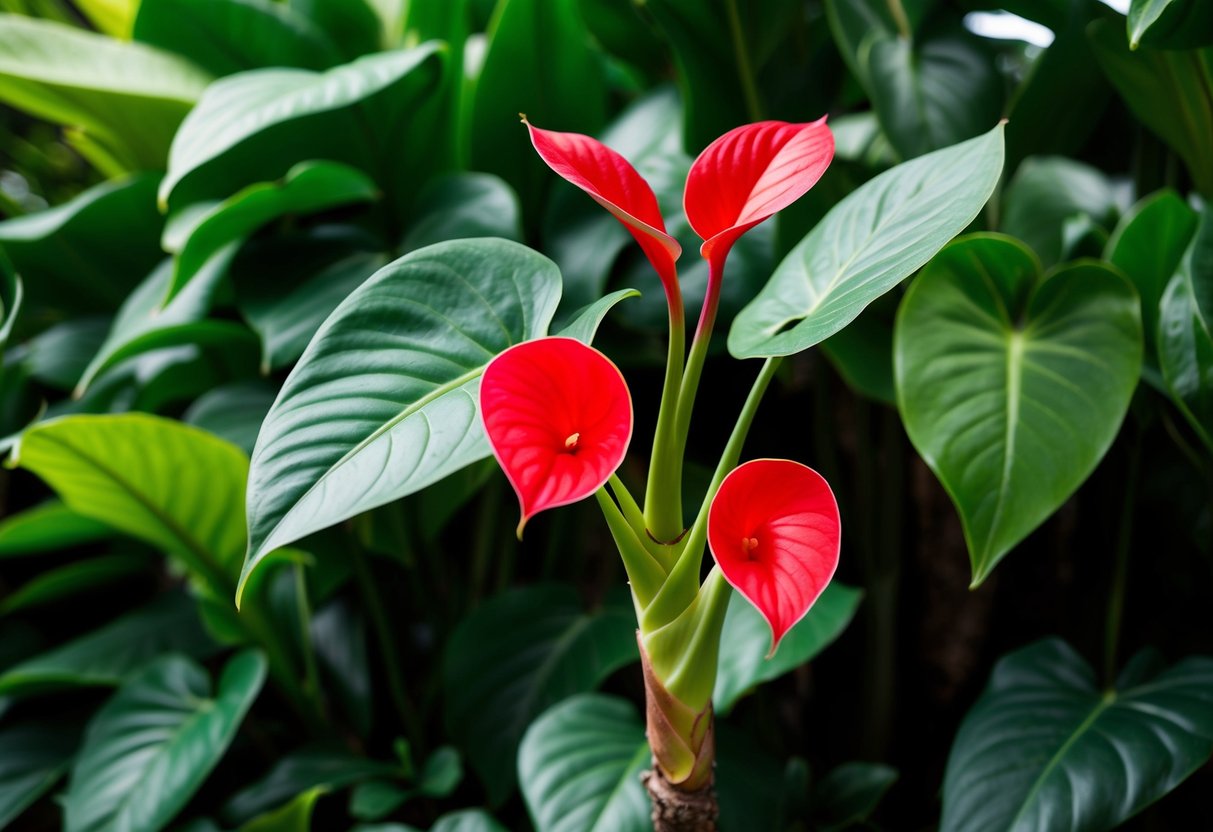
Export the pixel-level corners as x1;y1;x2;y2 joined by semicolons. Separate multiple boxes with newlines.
642;766;718;832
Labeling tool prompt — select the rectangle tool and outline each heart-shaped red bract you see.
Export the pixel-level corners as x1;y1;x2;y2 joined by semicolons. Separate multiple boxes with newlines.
708;458;840;656
480;337;633;538
684;119;834;268
525;119;682;295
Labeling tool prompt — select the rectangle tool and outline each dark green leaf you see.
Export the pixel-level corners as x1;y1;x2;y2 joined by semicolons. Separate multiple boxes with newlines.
715;726;786;832
349;747;462;821
0;500;113;558
820;295;897;405
1002;156;1122;268
134;0;342;76
184;380;279;455
1128;0;1213;49
0;592;216;695
431;811;509;832
310;598;372;737
517;693;649;832
293;0;383;60
0;717;82;829
555;289;641;345
895;235;1142;584
811;762;898;831
715;582;862;714
730;124;1005;359
242;239;561;595
64;651;266;832
18;317;111;390
942;639;1213;831
0;249;20;353
443;586;638;804
1;553;147;614
1159;207;1213;451
402;173;521;252
238;787;325;832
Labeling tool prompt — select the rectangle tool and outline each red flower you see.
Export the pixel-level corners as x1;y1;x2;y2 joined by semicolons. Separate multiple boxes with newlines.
708;459;841;655
480;337;633;538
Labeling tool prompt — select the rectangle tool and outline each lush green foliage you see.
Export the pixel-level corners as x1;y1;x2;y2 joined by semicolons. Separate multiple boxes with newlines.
1;0;1212;830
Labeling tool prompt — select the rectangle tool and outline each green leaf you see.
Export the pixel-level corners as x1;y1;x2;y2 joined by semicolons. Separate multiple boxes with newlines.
865;33;1003;161
238;787;325;832
13;413;250;591
401;173;521;252
1159;207;1213;451
0;174;164;313
468;0;606;214
942;638;1213;831
224;748;402;824
1002;156;1122;268
0;717;82;829
350;748;462;820
75;0;140;38
443;586;638;805
1089;19;1213;197
555;289;641;345
1;553;147;614
64;651;267;832
0;500;113;558
431;811;509;832
0;249;20;354
517;694;649;832
0;14;211;170
134;0;342;76
810;762;898;832
160;44;443;208
715;726;787;832
820;295;897;405
1128;0;1213;49
729;124;1005;359
895;235;1142;584
293;0;384;60
184;380;279;455
1106;190;1199;369
714;582;862;714
242;239;561;596
19;317;111;390
0;592;216;695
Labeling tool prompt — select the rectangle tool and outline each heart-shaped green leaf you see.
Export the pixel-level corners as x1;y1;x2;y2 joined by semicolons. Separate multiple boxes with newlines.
942;638;1213;831
518;694;649;832
1002;156;1122;268
443;586;637;805
63;650;266;832
714;582;862;714
0;14;211;170
1159;207;1213;451
729;123;1004;359
895;234;1142;584
242;239;562;596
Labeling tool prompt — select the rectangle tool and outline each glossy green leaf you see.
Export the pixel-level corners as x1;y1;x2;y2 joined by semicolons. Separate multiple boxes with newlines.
443;585;637;804
0;500;113;558
555;289;641;344
160;44;443;208
1002;156;1122;268
1128;0;1213;49
714;582;862;714
184;380;279;455
431;811;510;832
18;317;111;390
75;0;139;38
64;651;266;832
225;748;402;824
942;638;1213;831
1090;19;1213;197
238;787;325;832
0;14;211;170
293;0;383;60
0;592;215;695
0;174;164;313
895;235;1143;584
1106;190;1199;371
468;0;606;214
0;717;82;829
820;296;897;404
810;762;898;832
518;694;649;832
729;124;1005;359
350;748;462;821
242;239;561;595
1159;208;1213;451
134;0;342;76
866;33;1002;161
13;413;250;591
402;173;521;252
0;553;146;614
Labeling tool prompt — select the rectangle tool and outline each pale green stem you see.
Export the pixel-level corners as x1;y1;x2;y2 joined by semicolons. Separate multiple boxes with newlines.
644;305;688;544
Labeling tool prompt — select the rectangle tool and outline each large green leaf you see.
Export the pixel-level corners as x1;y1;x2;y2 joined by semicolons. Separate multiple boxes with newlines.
401;173;522;252
729;124;1005;359
0;553;147;614
242;239;561;595
442;586;637;805
0;717;82;829
1002;156;1122;268
184;380;279;455
0;14;211;170
1090;19;1213;197
895;235;1142;584
0;174;164;313
714;582;862;714
0;592;216;695
18;317;111;391
133;0;342;76
942;638;1213;831
63;651;266;832
518;694;649;832
1128;0;1213;49
13;413;250;591
0;500;113;558
1159;207;1213;451
160;44;443;208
